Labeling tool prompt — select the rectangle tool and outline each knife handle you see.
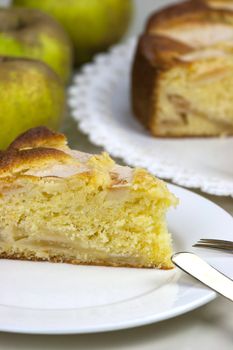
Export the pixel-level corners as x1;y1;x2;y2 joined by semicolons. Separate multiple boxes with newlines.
172;252;233;302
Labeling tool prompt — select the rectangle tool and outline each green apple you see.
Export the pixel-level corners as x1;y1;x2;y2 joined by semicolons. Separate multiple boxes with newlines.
12;0;133;65
0;7;73;83
0;57;66;149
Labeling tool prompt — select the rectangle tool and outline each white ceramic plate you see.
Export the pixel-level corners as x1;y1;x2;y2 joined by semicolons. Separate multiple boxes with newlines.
0;184;232;334
68;38;233;197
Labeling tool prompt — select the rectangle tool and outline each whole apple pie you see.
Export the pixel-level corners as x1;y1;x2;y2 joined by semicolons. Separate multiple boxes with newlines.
132;0;233;137
0;127;177;269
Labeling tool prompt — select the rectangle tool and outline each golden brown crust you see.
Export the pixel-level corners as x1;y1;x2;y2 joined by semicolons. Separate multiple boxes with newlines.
131;36;159;129
146;1;208;31
137;34;192;67
197;0;233;10
8;126;67;151
131;34;191;129
0;127;73;177
137;0;233;69
0;251;173;270
0;127;133;182
0;147;71;176
146;0;233;32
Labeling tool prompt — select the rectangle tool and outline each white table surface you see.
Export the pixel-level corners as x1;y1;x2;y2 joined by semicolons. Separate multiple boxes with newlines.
0;0;232;348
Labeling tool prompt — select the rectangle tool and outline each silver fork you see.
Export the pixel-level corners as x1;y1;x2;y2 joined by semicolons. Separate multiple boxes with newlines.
193;238;233;253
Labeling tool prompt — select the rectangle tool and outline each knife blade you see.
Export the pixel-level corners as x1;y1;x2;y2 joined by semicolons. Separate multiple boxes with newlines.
171;252;233;302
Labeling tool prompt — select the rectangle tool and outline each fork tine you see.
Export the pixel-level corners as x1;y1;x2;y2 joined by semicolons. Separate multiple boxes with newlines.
193;243;233;251
193;237;233;252
195;241;232;247
199;238;233;247
193;238;233;252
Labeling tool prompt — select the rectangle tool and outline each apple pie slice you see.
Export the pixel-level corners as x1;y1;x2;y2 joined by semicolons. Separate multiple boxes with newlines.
0;127;177;269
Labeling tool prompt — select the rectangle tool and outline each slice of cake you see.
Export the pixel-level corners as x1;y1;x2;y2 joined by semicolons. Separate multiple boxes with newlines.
0;127;177;269
132;0;233;137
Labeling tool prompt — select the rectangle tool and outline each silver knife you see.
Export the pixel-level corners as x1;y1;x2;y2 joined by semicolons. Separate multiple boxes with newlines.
171;252;233;302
